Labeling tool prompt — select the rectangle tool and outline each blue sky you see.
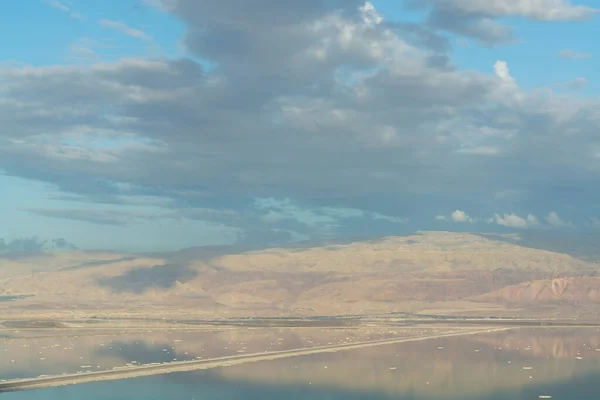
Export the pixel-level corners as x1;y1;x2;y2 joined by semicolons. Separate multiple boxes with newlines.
1;1;184;65
1;0;599;252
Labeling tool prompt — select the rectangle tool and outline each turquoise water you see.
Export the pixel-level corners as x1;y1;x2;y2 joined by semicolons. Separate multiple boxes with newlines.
0;296;27;302
4;368;600;400
4;328;600;399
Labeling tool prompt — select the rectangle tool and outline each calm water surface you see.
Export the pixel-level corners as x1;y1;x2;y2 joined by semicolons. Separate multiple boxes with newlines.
0;326;445;380
3;328;600;399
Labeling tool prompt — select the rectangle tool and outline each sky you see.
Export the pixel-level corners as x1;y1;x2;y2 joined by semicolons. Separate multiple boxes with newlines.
1;0;599;252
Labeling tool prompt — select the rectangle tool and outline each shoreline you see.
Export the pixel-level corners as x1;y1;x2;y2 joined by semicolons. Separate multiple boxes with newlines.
0;327;509;392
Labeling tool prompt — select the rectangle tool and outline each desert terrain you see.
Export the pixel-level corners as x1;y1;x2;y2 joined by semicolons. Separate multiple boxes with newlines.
1;231;599;321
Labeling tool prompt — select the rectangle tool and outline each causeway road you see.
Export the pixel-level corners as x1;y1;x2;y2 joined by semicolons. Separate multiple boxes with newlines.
0;327;510;392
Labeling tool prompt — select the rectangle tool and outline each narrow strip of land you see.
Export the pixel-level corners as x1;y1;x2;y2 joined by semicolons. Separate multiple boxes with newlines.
0;327;509;392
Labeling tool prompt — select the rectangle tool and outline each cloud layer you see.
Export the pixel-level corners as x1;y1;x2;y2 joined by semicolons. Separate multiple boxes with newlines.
409;0;598;43
1;1;599;248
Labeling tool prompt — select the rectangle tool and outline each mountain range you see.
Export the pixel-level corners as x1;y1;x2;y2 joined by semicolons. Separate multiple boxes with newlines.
1;231;599;319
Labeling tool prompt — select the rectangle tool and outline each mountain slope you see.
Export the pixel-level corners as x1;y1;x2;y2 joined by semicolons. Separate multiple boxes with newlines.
1;231;598;318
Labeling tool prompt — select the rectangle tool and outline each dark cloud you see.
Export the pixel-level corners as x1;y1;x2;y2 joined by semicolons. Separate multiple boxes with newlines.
427;9;513;44
0;237;47;252
22;206;240;228
236;229;298;247
51;238;78;250
24;208;140;226
0;237;78;252
389;21;450;54
406;0;598;44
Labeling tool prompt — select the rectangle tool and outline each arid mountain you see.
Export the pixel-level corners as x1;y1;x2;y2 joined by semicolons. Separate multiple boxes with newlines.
1;231;598;318
473;277;600;304
479;232;600;263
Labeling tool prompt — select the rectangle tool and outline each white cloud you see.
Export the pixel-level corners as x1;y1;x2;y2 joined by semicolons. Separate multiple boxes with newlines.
494;60;515;85
435;215;447;221
99;20;150;40
44;0;69;12
493;213;539;229
254;198;406;234
42;0;85;20
411;0;598;44
559;77;588;91
68;37;108;62
451;210;473;223
372;212;407;224
456;146;500;155
255;198;337;230
557;49;593;59
69;12;85;21
546;211;572;227
359;2;383;25
433;0;598;21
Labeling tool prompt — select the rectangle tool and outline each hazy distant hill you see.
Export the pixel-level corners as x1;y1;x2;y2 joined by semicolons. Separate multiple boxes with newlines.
1;231;599;319
479;232;600;263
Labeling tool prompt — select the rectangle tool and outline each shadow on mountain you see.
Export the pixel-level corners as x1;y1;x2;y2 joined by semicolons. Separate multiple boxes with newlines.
96;263;198;294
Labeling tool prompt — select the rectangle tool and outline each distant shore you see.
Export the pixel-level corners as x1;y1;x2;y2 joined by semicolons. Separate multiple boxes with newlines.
3;315;600;331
